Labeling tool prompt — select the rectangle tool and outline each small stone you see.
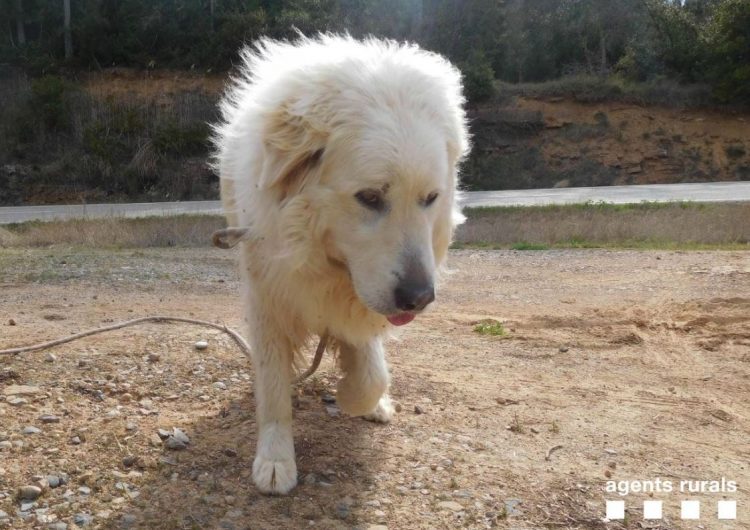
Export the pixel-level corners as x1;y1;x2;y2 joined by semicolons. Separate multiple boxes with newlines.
157;429;171;440
39;415;60;424
18;485;43;500
165;437;187;450
125;423;137;431
73;513;93;527
22;426;41;435
223;448;238;458
559;346;569;353
367;526;388;530
172;428;190;445
414;405;425;414
8;318;16;326
604;469;612;478
48;523;67;530
78;360;88;368
70;436;81;445
46;476;63;488
326;405;340;418
0;510;7;518
20;501;35;511
149;434;162;447
122;456;138;468
7;397;27;406
604;448;617;455
120;514;137;528
321;394;336;404
394;402;402;413
303;473;317;485
364;500;381;508
147;353;160;363
0;441;12;450
213;382;227;391
3;385;40;396
45;353;57;363
437;501;464;512
195;340;208;350
78;486;91;495
335;496;355;519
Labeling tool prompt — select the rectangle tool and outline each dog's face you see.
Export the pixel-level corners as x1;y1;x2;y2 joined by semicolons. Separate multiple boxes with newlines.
315;120;460;324
261;95;466;324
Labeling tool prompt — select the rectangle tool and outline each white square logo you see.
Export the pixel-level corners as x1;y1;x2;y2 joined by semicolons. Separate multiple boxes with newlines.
643;500;663;520
718;500;737;520
681;500;700;520
606;500;625;520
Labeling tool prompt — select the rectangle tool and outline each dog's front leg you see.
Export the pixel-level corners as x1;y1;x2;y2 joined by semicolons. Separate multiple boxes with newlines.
337;338;395;423
249;320;297;494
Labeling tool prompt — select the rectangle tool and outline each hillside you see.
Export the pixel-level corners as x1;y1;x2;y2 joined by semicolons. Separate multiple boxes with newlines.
1;69;749;205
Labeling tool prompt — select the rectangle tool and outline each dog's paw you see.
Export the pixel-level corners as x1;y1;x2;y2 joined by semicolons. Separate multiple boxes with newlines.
364;395;395;424
252;455;297;494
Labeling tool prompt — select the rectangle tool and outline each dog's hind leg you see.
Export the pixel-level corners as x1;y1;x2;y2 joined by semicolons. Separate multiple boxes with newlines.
247;314;298;494
336;338;394;423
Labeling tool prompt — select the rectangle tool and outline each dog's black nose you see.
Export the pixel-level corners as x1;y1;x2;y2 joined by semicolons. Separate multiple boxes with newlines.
394;283;435;312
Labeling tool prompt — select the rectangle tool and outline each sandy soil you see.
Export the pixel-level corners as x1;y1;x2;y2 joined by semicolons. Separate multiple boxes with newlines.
1;248;748;529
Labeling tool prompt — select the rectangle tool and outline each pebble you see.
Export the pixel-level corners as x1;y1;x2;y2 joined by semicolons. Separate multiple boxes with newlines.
213;382;227;390
165;437;187;450
172;428;190;445
20;501;35;511
326;405;340;418
45;353;57;363
223;448;238;458
48;523;67;530
0;441;12;450
122;456;138;468
0;510;7;518
18;485;43;500
367;526;388;530
8;318;16;326
195;340;208;350
39;415;61;424
7;397;27;406
147;353;160;363
604;448;618;455
157;429;171;440
70;436;81;445
321;394;336;404
559;346;569;353
303;473;317;485
78;486;91;495
74;513;93;527
3;385;40;396
414;405;425;414
335;496;355;519
22;426;41;435
437;500;464;511
46;476;64;488
78;360;88;368
125;423;137;432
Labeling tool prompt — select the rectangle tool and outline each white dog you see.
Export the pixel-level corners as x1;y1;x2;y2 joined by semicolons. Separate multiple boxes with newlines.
212;34;469;494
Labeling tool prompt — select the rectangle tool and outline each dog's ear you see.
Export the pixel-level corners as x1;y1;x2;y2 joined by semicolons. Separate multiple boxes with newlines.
259;102;327;199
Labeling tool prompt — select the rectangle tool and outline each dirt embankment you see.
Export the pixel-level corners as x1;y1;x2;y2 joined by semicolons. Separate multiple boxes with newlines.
0;247;748;529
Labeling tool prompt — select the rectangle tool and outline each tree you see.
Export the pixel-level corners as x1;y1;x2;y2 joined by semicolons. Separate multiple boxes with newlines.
63;0;72;59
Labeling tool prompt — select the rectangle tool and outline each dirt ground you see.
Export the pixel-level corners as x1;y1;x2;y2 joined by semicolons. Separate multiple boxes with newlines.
1;247;748;529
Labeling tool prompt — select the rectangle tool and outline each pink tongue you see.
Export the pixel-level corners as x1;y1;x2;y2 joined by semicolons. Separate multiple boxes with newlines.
387;313;415;326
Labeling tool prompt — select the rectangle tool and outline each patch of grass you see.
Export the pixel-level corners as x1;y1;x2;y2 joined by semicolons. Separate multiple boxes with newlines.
1;214;225;248
473;319;507;336
456;201;749;250
511;242;549;250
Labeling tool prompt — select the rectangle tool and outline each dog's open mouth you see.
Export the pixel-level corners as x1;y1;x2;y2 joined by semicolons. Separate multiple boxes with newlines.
386;312;416;326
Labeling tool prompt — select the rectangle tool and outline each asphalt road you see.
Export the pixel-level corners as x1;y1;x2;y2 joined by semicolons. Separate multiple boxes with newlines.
1;182;749;224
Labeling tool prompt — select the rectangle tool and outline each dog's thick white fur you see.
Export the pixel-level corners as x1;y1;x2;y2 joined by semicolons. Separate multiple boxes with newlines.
212;34;469;494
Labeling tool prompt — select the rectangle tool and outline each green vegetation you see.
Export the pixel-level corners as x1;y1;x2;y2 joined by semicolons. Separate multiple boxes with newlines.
473;319;507;336
1;0;748;105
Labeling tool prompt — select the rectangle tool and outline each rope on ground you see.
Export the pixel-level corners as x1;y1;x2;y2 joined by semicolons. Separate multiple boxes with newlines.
0;316;328;384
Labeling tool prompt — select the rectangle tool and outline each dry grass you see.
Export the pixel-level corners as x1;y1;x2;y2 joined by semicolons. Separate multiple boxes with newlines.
1;202;748;250
456;202;750;249
1;215;225;248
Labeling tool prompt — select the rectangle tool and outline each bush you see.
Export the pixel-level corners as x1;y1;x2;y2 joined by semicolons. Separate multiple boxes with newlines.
460;51;497;104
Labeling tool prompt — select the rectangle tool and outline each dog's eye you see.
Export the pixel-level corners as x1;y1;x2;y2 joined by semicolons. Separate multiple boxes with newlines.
355;189;385;211
424;191;439;207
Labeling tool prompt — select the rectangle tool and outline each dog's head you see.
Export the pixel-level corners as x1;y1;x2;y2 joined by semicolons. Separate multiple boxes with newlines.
258;45;469;324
